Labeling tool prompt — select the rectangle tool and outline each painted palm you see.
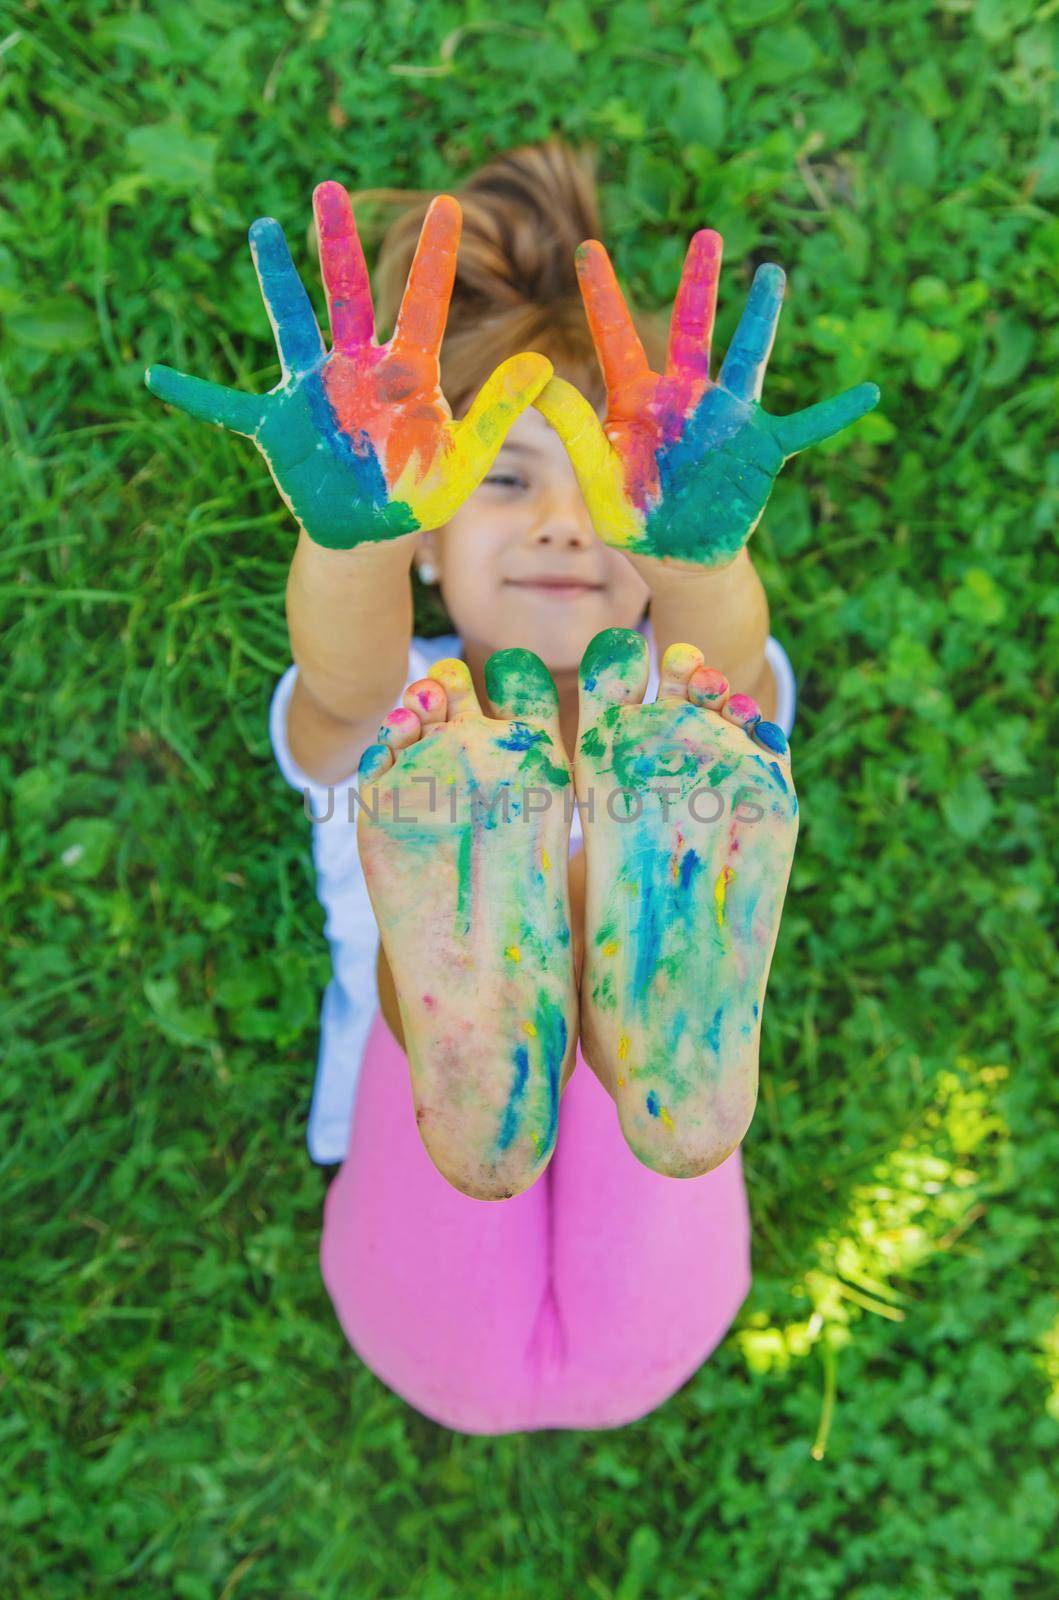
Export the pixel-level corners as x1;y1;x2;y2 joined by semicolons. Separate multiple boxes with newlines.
537;232;880;566
145;184;552;549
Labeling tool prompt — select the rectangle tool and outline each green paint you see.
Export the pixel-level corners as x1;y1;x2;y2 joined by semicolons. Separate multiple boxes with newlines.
517;737;570;790
579;627;648;695
485;648;559;722
455;826;472;932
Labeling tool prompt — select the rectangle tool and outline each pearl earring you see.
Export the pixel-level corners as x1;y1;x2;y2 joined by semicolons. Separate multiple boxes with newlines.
417;560;439;585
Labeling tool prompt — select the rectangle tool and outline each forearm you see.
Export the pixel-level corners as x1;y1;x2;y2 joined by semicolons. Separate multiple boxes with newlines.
285;529;418;782
287;529;417;720
628;547;777;719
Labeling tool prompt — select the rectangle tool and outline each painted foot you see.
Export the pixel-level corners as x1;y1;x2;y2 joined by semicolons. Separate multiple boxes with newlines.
357;651;577;1200
576;628;798;1177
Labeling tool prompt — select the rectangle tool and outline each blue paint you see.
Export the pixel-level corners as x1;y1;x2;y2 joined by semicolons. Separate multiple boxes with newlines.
496;1002;566;1160
357;743;390;780
631;855;663;1001
678;847;701;892
666;1007;687;1056
303;370;392;509
717;264;786;398
646;1090;661;1118
249;217;324;375
752;1001;759;1019
537;1006;567;1157
755;721;788;755
495;721;542;752
765;759;789;797
496;1045;529;1152
706;1004;724;1052
740;885;762;942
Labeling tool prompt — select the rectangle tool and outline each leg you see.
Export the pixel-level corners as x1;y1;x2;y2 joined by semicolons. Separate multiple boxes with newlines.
541;1045;752;1429
321;1006;557;1435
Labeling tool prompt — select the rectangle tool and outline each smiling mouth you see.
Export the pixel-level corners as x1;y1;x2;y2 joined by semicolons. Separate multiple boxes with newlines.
504;578;604;597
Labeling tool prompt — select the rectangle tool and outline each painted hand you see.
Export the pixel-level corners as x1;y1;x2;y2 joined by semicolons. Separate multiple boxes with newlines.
536;233;880;567
145;184;552;549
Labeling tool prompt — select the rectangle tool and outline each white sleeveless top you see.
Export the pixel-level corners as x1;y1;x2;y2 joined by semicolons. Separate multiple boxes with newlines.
269;620;797;1164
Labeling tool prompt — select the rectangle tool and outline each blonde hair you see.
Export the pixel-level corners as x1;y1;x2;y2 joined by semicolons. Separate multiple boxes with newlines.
372;141;664;416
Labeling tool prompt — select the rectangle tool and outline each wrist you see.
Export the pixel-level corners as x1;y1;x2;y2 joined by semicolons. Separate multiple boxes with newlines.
294;525;419;570
624;544;749;594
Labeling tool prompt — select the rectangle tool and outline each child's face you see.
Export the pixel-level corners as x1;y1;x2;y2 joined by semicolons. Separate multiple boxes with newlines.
422;407;650;673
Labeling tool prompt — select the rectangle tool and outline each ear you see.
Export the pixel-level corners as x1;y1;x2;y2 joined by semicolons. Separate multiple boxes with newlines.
414;531;441;584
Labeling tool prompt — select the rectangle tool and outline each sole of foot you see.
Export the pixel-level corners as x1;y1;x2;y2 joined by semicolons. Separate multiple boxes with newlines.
356;649;578;1201
575;627;798;1178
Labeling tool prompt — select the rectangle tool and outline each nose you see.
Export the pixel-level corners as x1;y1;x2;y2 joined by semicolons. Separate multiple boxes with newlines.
527;488;596;551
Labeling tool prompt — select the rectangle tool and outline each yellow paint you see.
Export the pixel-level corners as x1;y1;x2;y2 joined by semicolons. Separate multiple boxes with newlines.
541;849;550;871
391;443;474;532
392;354;554;527
505;945;521;962
617;1076;625;1088
715;865;736;928
617;1033;629;1060
522;1020;537;1037
446;773;456;785
602;939;619;956
660;1105;675;1131
534;378;642;548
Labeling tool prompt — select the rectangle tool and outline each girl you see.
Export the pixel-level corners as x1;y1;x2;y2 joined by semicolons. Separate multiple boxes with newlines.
148;143;876;1433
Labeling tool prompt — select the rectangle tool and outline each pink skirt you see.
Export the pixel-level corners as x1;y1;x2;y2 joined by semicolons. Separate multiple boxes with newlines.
321;1007;752;1434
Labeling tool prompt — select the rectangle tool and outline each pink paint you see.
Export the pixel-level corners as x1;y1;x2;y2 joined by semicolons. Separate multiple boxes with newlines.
726;694;761;727
694;667;729;702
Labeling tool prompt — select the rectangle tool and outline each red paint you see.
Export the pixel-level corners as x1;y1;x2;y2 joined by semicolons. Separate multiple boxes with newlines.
576;231;727;519
313;186;458;497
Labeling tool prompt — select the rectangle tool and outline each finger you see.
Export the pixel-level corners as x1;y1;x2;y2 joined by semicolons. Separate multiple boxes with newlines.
534;376;641;548
772;381;881;457
145;365;264;436
666;229;723;382
389;195;461;363
313;180;375;353
575;240;652;402
451;353;554;480
534;373;611;462
718;262;786;404
248;216;325;381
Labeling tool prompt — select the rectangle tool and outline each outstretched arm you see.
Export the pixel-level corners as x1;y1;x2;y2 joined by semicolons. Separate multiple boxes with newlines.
536;230;879;704
146;182;552;783
536;231;878;567
285;529;419;784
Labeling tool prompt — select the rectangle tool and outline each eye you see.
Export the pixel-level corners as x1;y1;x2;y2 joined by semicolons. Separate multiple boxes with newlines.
483;470;530;491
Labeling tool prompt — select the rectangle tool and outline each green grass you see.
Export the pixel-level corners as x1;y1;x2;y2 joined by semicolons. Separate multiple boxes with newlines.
2;1;1058;1595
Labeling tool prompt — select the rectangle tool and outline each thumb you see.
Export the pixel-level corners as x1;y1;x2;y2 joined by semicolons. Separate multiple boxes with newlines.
534;377;640;547
145;365;264;437
450;353;554;483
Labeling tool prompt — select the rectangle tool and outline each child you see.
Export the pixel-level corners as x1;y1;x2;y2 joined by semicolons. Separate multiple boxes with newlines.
148;142;876;1433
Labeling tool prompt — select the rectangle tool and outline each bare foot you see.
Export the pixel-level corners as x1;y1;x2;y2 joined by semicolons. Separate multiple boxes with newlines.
576;627;798;1177
356;650;577;1200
